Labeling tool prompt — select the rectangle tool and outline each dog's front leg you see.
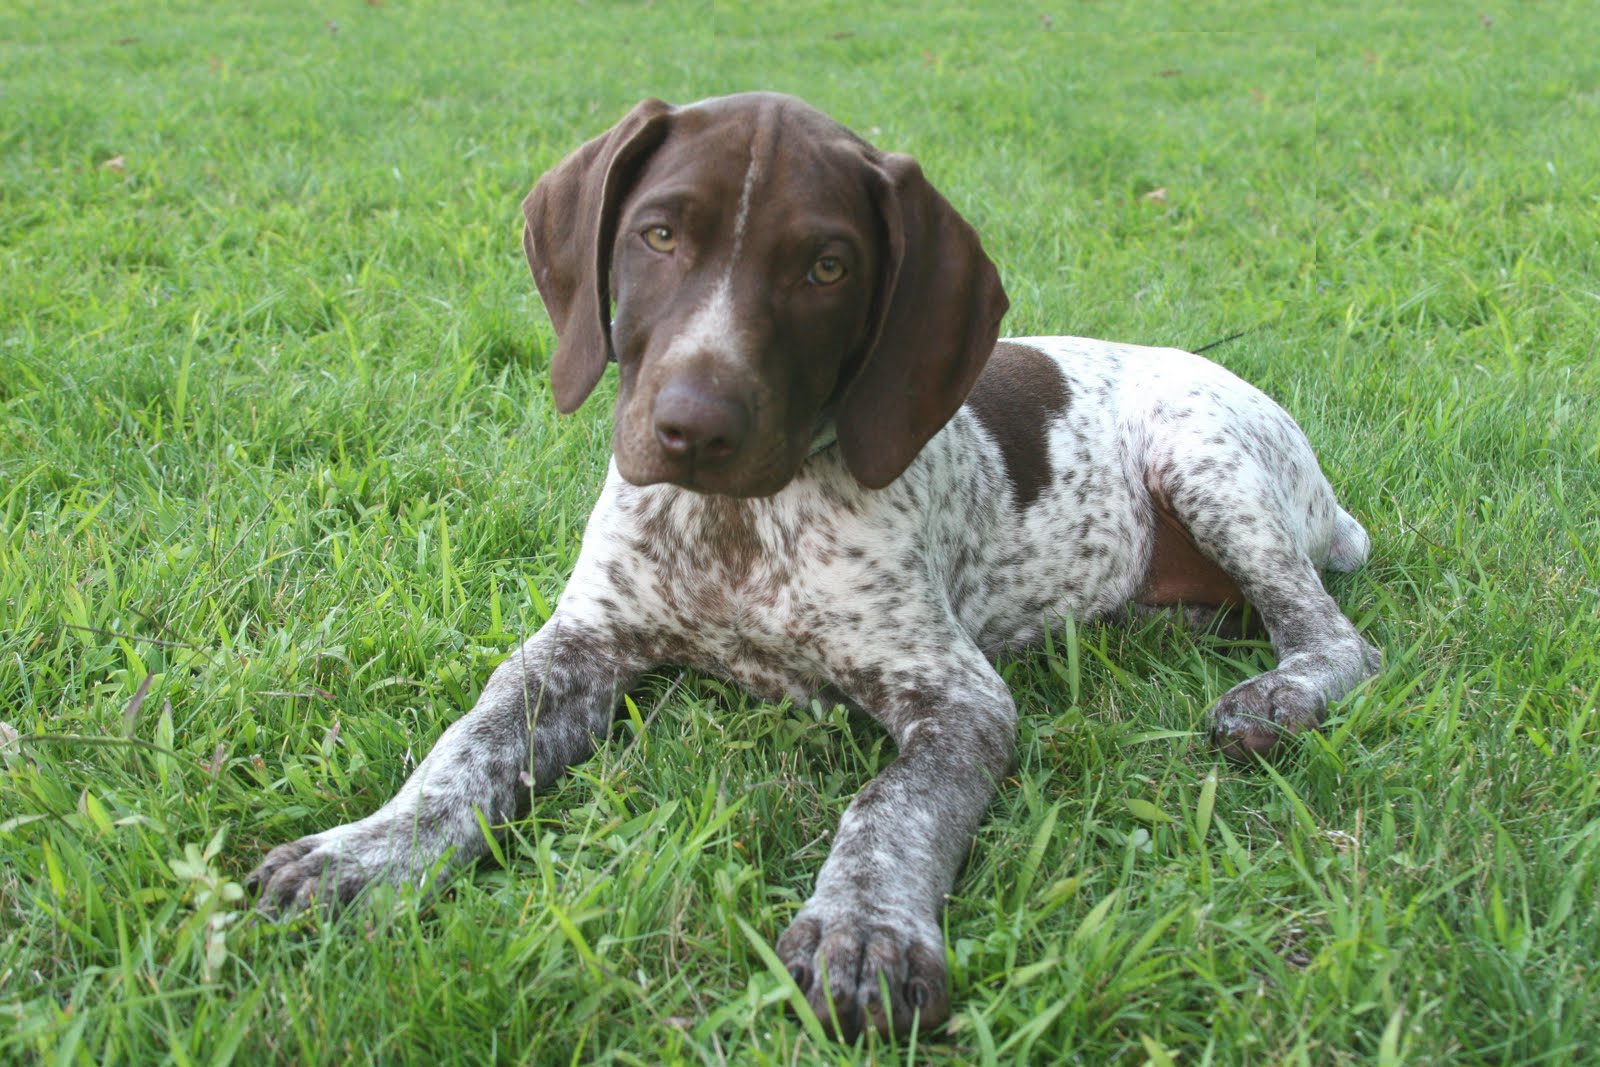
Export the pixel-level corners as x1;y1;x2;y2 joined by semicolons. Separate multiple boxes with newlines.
249;616;638;912
777;662;1017;1040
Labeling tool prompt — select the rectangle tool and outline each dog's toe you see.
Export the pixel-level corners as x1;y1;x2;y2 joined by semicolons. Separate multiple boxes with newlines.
249;837;339;915
776;906;949;1040
248;826;399;916
247;838;325;914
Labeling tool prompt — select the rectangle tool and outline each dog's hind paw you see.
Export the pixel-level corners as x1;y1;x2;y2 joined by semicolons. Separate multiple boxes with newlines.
1209;671;1327;761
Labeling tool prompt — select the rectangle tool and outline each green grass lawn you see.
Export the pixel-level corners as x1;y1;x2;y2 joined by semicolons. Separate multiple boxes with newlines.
4;1;1599;1063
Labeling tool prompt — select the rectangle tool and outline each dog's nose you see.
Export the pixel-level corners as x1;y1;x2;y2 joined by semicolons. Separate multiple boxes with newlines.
652;381;750;464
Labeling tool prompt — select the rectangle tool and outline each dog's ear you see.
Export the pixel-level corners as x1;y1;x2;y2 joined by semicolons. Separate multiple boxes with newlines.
522;99;673;414
835;153;1009;489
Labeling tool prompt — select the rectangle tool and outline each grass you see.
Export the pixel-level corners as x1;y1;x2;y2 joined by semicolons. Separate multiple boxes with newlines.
3;0;1598;1062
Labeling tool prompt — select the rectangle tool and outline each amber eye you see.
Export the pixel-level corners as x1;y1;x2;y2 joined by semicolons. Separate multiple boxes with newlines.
643;225;676;252
808;256;846;285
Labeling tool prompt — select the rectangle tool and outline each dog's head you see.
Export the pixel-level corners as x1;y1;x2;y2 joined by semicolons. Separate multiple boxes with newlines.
522;93;1009;496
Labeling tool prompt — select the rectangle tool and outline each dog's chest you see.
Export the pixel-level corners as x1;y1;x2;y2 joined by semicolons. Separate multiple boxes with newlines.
570;423;1150;701
581;477;877;700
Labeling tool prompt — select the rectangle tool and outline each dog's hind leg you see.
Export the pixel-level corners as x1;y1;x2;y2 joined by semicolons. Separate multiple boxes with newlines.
1141;400;1379;759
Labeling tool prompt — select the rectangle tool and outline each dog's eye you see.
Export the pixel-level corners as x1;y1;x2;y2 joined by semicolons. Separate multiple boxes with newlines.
807;256;846;286
643;225;677;253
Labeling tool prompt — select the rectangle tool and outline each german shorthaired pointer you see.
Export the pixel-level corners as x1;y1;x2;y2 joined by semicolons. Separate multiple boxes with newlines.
250;92;1380;1040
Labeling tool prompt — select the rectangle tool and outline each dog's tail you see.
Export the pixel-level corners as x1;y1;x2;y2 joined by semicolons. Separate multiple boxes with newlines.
1325;506;1371;573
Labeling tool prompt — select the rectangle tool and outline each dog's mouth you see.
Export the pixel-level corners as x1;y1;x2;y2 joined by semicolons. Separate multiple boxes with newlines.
613;420;821;498
616;452;802;499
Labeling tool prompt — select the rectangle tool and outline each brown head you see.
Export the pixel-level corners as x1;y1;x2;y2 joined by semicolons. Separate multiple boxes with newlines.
522;93;1009;496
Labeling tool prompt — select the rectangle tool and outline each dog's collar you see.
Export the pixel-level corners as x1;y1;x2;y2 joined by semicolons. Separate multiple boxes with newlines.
808;424;838;457
807;416;838;457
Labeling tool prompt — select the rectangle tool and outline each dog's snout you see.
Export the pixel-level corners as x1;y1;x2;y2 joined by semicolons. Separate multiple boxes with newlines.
652;380;750;464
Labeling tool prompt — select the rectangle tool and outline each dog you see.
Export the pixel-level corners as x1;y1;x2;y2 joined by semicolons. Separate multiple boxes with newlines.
249;92;1380;1040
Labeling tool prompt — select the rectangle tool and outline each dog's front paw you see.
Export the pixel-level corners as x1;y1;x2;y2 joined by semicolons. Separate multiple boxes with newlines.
246;819;421;915
1209;671;1326;760
776;899;949;1040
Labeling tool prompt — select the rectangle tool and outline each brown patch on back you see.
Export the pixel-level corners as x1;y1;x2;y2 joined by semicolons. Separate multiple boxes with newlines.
1138;487;1247;609
964;342;1071;507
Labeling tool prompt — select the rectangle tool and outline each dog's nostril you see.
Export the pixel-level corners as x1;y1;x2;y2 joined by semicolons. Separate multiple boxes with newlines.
656;425;690;456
